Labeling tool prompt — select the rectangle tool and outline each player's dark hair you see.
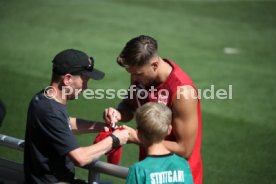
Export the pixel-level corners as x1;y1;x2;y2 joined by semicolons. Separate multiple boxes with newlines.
117;35;158;67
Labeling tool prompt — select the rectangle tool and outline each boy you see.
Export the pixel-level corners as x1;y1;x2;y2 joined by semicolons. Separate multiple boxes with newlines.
126;102;193;184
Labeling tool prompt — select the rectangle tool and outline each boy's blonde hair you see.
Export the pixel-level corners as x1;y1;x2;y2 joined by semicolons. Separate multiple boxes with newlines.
135;102;172;145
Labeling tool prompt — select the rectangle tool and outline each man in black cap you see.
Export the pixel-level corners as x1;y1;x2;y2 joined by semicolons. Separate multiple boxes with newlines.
24;49;129;184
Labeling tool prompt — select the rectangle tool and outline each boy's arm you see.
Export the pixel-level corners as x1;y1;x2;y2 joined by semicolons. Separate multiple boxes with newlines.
163;85;199;158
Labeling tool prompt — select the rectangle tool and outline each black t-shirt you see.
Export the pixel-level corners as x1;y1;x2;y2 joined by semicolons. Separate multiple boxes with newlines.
24;90;79;183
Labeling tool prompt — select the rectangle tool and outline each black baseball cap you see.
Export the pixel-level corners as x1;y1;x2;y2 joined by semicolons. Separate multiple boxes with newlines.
52;49;105;80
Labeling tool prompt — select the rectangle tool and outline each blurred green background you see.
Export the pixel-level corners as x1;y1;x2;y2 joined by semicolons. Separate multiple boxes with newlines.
0;0;276;183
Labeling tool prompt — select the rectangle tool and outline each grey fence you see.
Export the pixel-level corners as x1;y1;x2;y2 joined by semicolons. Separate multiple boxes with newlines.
0;134;129;184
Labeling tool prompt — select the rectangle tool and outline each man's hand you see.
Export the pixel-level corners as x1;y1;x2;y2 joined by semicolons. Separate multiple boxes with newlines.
103;107;122;127
122;125;140;144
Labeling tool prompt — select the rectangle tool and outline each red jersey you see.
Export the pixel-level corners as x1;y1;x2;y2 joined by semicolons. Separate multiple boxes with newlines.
135;59;202;184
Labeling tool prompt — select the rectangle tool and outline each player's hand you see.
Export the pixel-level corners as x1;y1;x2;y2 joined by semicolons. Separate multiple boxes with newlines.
103;107;122;128
112;129;129;145
122;125;140;144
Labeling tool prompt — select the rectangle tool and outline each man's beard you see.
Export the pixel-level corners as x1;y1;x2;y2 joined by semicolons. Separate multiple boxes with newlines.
144;81;160;91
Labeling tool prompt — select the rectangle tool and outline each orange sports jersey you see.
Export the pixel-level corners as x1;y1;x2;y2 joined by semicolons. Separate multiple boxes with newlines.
136;59;202;184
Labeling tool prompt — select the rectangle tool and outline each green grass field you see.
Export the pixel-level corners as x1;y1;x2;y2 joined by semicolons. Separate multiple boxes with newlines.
0;0;276;183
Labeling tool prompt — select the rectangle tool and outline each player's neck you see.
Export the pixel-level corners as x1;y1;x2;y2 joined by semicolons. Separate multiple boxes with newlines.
157;59;173;83
147;141;171;156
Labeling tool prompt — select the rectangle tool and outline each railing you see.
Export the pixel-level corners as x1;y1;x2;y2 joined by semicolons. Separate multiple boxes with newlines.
0;134;129;184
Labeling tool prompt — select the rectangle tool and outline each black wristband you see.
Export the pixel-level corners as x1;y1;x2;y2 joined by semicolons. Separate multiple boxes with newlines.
109;134;120;148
